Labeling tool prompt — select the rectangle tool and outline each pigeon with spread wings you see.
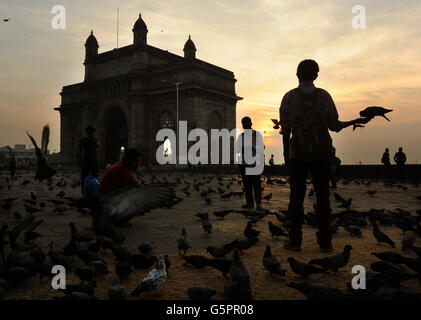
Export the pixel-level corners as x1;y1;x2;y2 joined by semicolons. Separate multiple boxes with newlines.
26;125;56;180
77;184;176;243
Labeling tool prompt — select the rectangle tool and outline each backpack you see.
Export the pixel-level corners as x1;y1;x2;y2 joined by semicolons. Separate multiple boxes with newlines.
289;88;332;163
83;174;100;197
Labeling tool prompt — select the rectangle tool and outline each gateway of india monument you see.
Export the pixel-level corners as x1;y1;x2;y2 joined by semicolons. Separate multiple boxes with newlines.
55;12;242;166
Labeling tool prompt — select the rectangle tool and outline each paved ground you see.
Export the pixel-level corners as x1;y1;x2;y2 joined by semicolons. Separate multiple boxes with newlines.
1;169;420;299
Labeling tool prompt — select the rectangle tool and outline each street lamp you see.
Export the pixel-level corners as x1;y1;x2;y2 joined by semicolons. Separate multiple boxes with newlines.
161;79;180;167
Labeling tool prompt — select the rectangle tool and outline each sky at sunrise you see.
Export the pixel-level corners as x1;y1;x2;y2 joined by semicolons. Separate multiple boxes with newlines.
1;0;421;164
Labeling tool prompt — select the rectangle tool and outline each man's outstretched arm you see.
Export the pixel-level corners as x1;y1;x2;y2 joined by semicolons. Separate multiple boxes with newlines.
333;117;372;132
325;91;373;132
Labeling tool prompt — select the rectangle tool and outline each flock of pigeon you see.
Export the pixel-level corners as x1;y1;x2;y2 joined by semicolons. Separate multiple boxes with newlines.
1;166;421;300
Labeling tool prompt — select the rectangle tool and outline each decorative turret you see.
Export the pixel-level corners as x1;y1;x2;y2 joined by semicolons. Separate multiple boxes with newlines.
183;35;196;60
133;13;148;47
84;31;98;82
85;30;98;61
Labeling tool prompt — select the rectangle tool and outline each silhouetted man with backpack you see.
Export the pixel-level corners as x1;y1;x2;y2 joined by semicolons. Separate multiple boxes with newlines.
279;59;371;252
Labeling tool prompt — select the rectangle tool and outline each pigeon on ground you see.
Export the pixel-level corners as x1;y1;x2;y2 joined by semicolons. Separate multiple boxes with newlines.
371;251;406;265
334;192;345;202
234;237;258;254
182;255;209;268
410;245;421;258
128;253;157;269
371;219;395;248
188;286;217;301
268;221;288;238
370;261;405;273
224;278;253;300
130;256;167;296
195;212;208;221
262;193;272;201
213;209;233;218
108;284;127;300
287;282;345;300
244;221;261;239
177;228;191;255
59;282;96;296
68;222;94;245
309;245;353;275
287;257;328;278
202;218;212;234
206;258;232;277
262;245;286;277
138;242;154;255
344;224;362;237
75;266;95;284
337;198;352;210
229;249;250;282
115;261;132;280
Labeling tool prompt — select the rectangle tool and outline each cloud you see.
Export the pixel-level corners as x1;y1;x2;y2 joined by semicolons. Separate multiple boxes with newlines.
1;0;421;164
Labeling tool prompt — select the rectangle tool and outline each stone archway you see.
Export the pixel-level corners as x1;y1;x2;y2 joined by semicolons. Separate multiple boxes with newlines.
103;105;128;165
207;110;224;165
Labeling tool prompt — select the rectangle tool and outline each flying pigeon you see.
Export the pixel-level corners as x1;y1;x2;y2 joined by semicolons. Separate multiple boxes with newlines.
76;184;175;243
271;119;281;129
26;125;56;180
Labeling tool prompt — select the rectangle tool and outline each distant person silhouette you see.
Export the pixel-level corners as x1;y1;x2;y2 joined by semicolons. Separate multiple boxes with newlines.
78;125;99;195
279;59;371;252
237;116;264;211
8;148;16;177
269;154;275;167
394;147;406;179
381;148;391;179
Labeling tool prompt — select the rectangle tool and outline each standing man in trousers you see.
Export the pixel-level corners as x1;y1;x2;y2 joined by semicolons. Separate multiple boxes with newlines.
279;59;371;252
237;116;264;211
78;124;99;195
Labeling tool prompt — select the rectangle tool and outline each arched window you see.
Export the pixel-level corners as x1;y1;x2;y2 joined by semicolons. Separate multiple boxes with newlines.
160;111;175;129
163;137;172;157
